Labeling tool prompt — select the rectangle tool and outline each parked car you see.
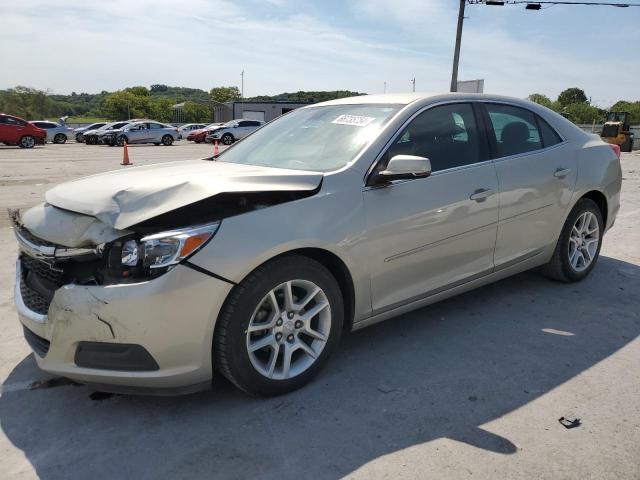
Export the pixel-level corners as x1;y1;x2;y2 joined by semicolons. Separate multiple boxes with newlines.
11;93;622;396
177;123;207;139
30;121;74;144
101;121;180;146
205;119;264;145
83;121;132;145
187;123;225;143
0;113;46;148
74;122;108;143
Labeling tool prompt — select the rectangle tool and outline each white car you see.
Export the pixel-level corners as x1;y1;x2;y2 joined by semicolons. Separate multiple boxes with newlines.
30;121;74;144
205;119;264;145
177;123;207;139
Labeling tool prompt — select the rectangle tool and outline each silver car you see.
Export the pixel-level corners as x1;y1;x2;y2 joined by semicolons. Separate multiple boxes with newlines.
74;122;108;143
205;119;264;145
12;93;621;396
104;121;180;146
83;121;132;145
30;120;74;144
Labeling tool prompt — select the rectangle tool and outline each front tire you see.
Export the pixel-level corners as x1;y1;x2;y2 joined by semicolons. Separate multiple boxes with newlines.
116;135;128;147
542;198;603;282
214;255;344;396
221;133;234;145
19;136;36;148
53;133;67;144
161;134;173;146
75;133;84;143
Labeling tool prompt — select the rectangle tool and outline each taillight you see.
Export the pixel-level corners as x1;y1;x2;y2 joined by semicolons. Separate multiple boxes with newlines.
608;144;621;159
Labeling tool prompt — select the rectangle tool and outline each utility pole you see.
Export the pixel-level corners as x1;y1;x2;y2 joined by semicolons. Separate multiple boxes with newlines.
450;0;466;92
240;70;244;100
411;78;416;92
383;81;387;94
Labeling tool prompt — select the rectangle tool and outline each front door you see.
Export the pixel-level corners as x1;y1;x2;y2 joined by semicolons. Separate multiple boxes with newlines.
363;102;500;313
481;103;577;268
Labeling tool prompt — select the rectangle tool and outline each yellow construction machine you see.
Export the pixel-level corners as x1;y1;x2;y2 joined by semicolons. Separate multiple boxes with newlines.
600;111;634;152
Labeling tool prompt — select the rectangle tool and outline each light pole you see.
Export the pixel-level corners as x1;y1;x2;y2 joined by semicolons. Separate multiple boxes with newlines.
384;81;387;94
411;78;416;92
450;0;466;92
240;70;244;100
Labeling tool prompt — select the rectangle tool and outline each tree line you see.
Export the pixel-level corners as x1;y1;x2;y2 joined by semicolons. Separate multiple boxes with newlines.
0;85;363;123
528;87;640;124
1;84;637;124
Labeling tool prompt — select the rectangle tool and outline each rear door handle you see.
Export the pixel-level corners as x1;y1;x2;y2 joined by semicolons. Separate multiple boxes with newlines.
469;188;494;202
554;168;571;178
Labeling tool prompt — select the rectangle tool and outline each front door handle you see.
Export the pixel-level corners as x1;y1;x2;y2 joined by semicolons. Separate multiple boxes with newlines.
554;168;571;178
469;188;494;202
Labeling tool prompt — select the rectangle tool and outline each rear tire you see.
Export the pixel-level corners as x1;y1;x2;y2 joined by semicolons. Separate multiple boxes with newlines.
161;135;173;146
19;136;36;148
542;198;603;282
214;255;344;396
53;133;67;144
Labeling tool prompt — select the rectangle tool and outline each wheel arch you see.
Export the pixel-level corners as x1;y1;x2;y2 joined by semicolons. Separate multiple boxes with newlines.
217;247;357;334
579;190;608;227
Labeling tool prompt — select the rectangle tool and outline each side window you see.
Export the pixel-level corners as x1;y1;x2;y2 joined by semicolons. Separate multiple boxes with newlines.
537;116;562;147
384;103;483;173
485;104;542;158
149;123;163;129
6;116;26;126
238;121;249;127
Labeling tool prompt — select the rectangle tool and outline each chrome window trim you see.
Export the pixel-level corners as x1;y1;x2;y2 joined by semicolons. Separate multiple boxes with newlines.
363;99;490;187
489;140;568;165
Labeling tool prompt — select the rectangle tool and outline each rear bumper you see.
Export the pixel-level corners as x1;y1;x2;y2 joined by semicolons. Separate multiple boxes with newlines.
15;261;233;393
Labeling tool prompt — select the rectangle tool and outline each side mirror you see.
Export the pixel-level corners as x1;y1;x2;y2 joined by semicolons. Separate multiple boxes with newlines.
376;155;432;183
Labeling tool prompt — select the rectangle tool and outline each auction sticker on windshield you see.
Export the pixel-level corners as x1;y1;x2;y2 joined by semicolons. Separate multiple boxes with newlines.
331;115;376;127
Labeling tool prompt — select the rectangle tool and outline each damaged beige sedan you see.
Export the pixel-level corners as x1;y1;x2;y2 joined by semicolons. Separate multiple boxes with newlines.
13;93;621;395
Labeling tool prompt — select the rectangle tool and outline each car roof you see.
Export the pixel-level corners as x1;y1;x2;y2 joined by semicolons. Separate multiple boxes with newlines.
314;92;540;108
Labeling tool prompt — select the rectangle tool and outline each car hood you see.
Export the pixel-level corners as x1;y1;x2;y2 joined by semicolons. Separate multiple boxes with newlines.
45;159;323;230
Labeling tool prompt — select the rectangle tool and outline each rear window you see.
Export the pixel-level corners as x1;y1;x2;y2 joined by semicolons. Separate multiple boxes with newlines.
537;116;562;147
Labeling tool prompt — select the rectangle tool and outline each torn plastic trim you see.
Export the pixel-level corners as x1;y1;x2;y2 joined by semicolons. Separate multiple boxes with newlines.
9;209;102;260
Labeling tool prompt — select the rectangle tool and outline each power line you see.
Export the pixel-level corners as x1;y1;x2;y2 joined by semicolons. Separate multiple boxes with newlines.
468;1;640;6
450;0;639;91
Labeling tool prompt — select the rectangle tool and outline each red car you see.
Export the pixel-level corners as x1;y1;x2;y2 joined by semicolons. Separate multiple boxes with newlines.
186;127;208;143
0;113;46;148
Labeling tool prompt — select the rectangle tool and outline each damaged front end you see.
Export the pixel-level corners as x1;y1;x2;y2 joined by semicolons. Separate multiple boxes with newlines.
11;206;221;322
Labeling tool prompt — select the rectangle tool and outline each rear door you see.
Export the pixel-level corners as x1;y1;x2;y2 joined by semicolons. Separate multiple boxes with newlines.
1;115;28;143
481;102;577;268
363;102;500;312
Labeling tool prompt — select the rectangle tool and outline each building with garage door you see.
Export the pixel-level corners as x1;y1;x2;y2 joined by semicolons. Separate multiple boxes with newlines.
213;101;311;123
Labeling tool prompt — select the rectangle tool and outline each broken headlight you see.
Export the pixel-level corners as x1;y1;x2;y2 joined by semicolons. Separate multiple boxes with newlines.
109;222;220;279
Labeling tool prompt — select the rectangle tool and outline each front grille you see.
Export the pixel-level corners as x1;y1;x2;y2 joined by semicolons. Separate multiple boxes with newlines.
19;255;66;315
20;278;51;315
23;326;50;357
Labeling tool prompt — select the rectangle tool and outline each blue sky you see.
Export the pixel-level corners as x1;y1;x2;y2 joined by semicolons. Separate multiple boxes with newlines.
0;0;638;106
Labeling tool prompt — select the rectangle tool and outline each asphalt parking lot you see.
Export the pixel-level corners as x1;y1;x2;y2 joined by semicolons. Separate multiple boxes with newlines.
0;143;638;479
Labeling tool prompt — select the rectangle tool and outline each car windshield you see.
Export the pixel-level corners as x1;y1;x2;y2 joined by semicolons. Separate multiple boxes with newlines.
217;104;402;172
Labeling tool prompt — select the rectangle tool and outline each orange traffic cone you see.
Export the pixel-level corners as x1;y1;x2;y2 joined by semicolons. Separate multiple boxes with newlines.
214;139;219;157
121;141;132;166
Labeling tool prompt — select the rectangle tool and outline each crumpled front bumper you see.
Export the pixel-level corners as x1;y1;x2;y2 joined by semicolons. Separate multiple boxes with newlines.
16;260;233;393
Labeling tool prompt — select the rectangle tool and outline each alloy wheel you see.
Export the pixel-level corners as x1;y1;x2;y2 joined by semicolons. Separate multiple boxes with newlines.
20;136;35;148
246;280;331;380
568;211;599;272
